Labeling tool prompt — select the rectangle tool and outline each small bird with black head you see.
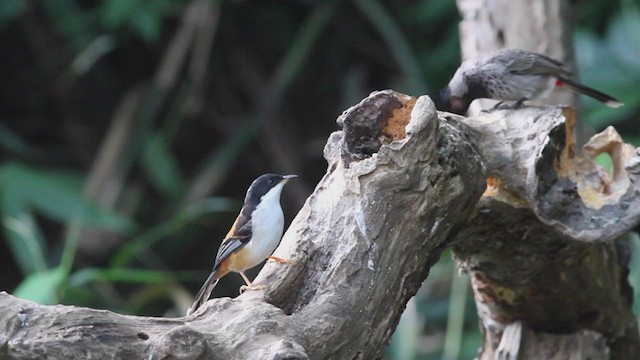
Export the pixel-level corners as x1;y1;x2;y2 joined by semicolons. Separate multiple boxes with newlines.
186;173;297;316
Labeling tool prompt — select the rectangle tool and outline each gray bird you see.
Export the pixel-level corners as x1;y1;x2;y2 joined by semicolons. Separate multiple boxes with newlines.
432;48;623;115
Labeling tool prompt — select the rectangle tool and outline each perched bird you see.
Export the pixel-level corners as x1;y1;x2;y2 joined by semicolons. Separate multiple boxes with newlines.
186;173;297;316
432;48;623;115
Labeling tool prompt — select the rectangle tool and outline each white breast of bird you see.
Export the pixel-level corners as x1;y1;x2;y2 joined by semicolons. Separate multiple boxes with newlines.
243;182;286;269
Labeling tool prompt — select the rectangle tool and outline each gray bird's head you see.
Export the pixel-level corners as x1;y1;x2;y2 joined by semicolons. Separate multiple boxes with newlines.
245;173;297;206
431;87;471;115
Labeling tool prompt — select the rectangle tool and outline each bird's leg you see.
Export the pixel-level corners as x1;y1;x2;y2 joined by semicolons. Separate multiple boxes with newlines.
482;101;506;113
238;272;266;293
267;256;296;265
489;98;528;111
512;97;527;109
488;101;505;111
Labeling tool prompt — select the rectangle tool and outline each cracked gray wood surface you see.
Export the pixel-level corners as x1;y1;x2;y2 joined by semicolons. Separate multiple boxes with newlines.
3;94;639;360
449;106;640;360
0;91;486;360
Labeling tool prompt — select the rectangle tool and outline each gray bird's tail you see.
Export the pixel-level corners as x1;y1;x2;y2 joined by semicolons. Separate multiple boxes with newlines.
557;76;623;108
186;271;220;316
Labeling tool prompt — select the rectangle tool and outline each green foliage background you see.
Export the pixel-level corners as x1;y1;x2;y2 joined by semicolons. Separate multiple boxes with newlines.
0;0;639;358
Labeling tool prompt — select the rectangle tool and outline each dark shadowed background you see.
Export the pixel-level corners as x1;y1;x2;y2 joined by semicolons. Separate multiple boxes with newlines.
1;0;639;358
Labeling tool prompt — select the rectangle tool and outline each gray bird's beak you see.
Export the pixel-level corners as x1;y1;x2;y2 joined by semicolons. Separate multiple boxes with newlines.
282;174;298;182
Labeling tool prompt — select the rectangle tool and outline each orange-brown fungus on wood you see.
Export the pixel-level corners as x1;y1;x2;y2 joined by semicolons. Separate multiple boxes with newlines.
483;177;501;197
481;177;528;207
561;107;577;166
552;107;577;177
340;91;416;163
380;97;416;142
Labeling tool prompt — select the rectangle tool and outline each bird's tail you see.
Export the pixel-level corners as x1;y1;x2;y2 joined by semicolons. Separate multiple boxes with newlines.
557;76;623;108
186;271;220;316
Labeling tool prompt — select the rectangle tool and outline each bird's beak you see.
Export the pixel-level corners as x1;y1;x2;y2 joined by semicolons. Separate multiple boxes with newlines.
282;174;298;182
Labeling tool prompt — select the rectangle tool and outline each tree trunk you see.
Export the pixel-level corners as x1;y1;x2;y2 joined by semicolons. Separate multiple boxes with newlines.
454;0;639;357
1;91;638;359
447;106;640;359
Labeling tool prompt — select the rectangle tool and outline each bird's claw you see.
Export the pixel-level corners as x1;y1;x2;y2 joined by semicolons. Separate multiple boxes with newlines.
239;284;267;294
267;256;296;265
487;98;527;112
488;101;505;111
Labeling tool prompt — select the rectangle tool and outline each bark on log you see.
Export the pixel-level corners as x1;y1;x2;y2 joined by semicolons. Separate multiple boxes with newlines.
447;106;640;359
2;91;638;359
0;90;486;359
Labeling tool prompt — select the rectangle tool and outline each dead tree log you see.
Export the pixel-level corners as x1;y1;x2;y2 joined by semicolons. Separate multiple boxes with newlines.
0;91;486;359
1;91;638;359
449;107;640;359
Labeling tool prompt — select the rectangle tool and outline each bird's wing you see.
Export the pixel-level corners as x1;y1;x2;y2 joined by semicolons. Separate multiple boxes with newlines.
494;49;572;76
212;236;248;270
211;205;254;270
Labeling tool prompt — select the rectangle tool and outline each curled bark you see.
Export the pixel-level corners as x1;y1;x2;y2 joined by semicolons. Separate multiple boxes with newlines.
2;92;638;359
0;91;485;359
449;106;640;359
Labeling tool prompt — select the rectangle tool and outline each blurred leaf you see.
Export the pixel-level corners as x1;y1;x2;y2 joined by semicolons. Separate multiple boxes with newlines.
268;1;336;102
42;0;97;49
403;0;457;24
575;12;640;130
1;204;47;275
71;35;118;76
594;152;613;172
14;268;64;304
582;96;639;128
111;197;236;267
184;120;259;203
609;7;640;69
624;135;640;147
142;134;185;199
131;8;162;41
0;163;134;233
0;123;42;159
100;0;178;42
68;268;201;287
352;0;427;94
386;298;420;360
102;0;139;28
625;232;640;319
443;271;469;360
0;0;25;28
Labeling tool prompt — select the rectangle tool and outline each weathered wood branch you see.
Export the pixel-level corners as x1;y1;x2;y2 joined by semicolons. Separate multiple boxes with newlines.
2;91;638;359
448;106;640;359
0;91;486;359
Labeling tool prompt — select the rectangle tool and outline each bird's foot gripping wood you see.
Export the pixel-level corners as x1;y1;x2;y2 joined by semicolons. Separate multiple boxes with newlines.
238;271;267;293
267;256;296;265
487;98;527;112
239;284;267;293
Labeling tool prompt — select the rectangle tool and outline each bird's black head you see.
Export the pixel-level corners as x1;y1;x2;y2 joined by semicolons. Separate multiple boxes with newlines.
245;173;297;205
431;87;471;115
431;87;453;113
